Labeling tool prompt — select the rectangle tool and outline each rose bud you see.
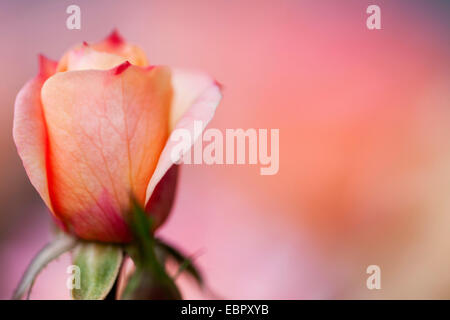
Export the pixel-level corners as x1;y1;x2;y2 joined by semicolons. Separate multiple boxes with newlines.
13;31;222;242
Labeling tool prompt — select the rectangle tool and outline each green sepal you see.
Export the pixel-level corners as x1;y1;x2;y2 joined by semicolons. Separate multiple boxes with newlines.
155;238;204;287
121;198;181;300
71;242;123;300
12;234;77;300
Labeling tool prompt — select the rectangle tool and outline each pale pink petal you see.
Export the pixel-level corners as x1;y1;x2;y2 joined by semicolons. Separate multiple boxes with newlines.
145;69;222;204
13;55;57;212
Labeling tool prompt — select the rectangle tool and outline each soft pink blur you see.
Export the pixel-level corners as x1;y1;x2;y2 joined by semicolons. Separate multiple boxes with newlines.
1;0;450;299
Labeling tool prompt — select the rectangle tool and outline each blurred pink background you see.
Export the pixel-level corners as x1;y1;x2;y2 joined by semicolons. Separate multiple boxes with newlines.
1;0;450;299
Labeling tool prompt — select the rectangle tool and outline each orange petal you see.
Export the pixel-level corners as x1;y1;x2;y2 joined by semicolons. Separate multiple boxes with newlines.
145;69;222;204
13;55;57;213
41;63;171;242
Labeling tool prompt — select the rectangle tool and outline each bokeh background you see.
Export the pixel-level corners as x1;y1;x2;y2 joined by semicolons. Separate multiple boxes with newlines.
1;0;450;299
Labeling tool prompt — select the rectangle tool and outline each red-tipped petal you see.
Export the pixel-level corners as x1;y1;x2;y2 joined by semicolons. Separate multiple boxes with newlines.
92;30;149;67
58;31;149;72
104;29;125;47
38;54;57;78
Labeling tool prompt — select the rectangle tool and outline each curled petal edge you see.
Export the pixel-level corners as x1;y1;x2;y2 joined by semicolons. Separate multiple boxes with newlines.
145;70;222;204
